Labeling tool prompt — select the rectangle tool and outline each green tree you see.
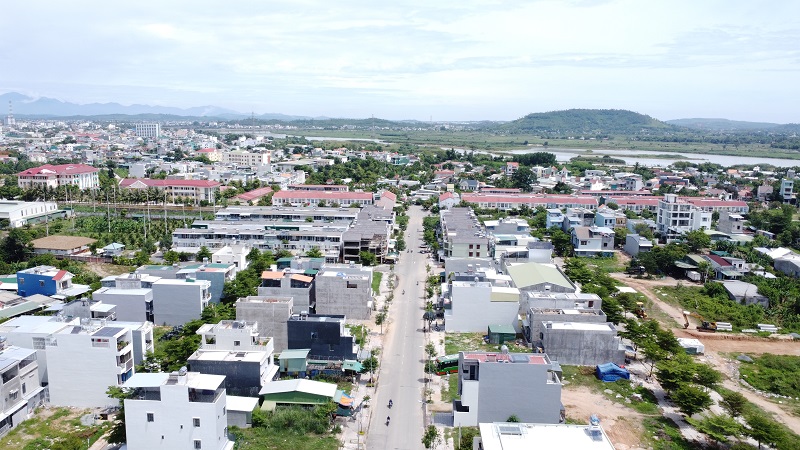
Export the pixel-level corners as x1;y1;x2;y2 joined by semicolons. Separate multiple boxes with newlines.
305;246;324;258
106;386;134;444
511;167;536;192
163;250;180;265
422;425;441;449
684;229;711;252
672;384;712;416
720;390;748;417
549;228;572;256
359;251;377;266
745;413;783;449
691;414;742;444
196;246;213;262
1;227;33;262
614;227;627;247
375;311;386;334
395;234;407;251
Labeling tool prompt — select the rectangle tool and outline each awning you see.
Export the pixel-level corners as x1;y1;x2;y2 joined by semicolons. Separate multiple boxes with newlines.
261;271;284;280
674;261;697;269
720;270;742;277
291;274;313;283
342;360;363;372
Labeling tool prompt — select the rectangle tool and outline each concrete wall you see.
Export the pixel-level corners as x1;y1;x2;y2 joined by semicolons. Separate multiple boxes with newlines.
314;266;373;320
539;323;625;366
195;270;226;304
257;279;314;313
445;282;520;333
235;297;293;352
152;280;210;326
526;310;607;342
92;289;152;322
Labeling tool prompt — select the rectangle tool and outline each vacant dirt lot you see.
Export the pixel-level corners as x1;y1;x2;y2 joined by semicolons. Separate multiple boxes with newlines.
562;386;648;450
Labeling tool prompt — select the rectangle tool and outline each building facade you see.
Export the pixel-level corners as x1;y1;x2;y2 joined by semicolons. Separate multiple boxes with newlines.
17;164;100;190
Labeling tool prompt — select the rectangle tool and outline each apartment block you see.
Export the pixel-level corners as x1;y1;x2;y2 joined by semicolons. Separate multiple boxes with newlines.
221;149;270;167
118;179;221;205
123;370;233;450
454;352;563;427
444;271;520;333
235;296;294;352
134;123;160;138
314;264;373;320
717;210;745;235
272;190;374;207
440;208;490;258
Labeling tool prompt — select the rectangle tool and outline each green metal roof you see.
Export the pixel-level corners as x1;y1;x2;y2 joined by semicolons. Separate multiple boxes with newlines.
342;360;363;372
685;255;707;265
304;269;319;276
488;324;516;334
674;261;697;269
205;263;232;268
506;262;574;289
278;349;311;360
277;257;294;262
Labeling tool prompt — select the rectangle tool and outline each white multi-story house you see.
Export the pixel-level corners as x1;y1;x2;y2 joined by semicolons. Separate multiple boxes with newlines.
0;341;46;437
443;269;520;333
17;164;100;190
124;370;233;450
188;321;277;397
656;194;711;243
781;178;795;203
151;278;211;326
0;315;153;408
94;272;159;323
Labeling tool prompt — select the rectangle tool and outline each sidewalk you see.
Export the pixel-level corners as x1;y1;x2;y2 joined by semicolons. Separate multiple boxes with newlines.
339;266;394;449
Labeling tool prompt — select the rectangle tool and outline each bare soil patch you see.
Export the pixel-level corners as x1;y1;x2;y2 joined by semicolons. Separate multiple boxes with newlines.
562;386;648;450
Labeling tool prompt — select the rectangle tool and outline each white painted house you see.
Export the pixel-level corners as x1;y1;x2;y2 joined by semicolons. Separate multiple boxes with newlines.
124;371;234;450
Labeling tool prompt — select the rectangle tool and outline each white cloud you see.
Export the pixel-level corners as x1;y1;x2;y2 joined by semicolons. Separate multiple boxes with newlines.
0;0;798;121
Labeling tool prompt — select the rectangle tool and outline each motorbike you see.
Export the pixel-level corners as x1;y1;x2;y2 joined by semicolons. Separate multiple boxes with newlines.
386;416;391;426
388;399;393;408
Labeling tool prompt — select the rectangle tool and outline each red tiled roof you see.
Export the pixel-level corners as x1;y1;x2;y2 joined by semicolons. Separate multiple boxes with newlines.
52;270;69;281
684;198;748;208
439;192;454;201
18;163;99;176
235;186;275;201
197;148;218;153
272;191;373;200
706;254;731;267
381;191;397;201
461;193;598;206
119;178;221;188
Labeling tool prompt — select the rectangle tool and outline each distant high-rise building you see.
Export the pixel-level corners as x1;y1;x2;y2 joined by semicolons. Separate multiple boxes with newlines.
135;123;160;138
4;101;15;126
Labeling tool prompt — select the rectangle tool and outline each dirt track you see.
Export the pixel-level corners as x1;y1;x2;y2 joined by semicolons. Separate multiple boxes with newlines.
612;273;800;430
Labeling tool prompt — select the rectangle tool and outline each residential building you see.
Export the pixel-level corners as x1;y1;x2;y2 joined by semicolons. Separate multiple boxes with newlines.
474;422;615;450
438;192;460;210
721;280;769;307
123;371;233;450
286;313;357;360
16;266;90;298
656;194;712;243
461;194;598;212
440;208;489;259
314;264;373;320
781;178;795;203
459;179;479;191
30;235;96;256
287;184;349;192
484;217;530;235
17;164;100;190
95;272;159;322
151;278;211;326
225;396;259;429
443;268;519;333
0;342;46;437
0;292;60;320
537;321;626;365
594;207;626;228
571;226;615;257
119;179;221;205
212;244;250;273
504;262;577;294
134;123;160;138
623;233;653;257
235;296;294;352
545;209;564;229
341;208;392;264
0;201;61;228
522;305;607;344
718;211;745;235
259;270;315;313
196;148;221;162
453;352;563;427
520;292;602;313
188;321;277;397
222;149;270;167
272;190;374;207
505;162;519;177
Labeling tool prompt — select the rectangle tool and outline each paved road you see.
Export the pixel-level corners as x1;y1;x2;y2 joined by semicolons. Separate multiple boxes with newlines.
367;205;429;449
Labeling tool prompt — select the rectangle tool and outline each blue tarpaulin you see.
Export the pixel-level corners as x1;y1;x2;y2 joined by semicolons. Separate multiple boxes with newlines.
595;363;630;382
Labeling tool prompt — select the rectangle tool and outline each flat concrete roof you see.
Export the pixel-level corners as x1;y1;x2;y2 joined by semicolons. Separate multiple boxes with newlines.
478;422;615;450
546;322;614;331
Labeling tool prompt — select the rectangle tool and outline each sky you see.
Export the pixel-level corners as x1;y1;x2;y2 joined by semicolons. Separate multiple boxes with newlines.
2;1;799;122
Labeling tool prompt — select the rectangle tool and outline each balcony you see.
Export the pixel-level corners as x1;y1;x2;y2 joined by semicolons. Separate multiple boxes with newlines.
119;358;134;373
188;387;224;403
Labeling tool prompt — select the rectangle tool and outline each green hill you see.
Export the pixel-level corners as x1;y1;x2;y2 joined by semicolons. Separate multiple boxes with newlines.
497;109;675;135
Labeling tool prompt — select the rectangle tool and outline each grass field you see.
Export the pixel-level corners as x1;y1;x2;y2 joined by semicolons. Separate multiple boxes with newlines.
578;255;625;273
372;271;383;295
0;407;111;450
444;332;530;355
231;426;340;450
560;365;660;416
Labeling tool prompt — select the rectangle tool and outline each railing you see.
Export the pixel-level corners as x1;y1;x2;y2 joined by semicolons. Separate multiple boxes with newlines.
92;341;110;348
119;359;134;372
0;423;11;438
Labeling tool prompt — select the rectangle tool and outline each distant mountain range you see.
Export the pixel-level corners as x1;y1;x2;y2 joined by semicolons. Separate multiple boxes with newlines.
1;91;798;134
0;92;320;121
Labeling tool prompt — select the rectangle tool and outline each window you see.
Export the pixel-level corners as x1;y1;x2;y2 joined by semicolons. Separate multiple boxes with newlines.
147;412;154;422
19;278;23;285
22;383;26;394
39;280;45;287
469;244;473;249
193;417;200;427
233;341;241;347
222;407;226;415
476;245;481;249
476;252;480;257
468;252;473;257
347;281;358;289
194;440;202;449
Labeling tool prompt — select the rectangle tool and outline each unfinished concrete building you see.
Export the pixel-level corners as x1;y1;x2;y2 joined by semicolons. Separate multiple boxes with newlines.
538;322;625;366
314;264;373;320
235;296;294;352
523;307;608;344
258;270;315;313
454;351;563;427
520;292;602;313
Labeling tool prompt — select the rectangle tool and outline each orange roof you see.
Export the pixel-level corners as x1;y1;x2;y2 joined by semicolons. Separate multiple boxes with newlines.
290;274;313;283
261;271;284;280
